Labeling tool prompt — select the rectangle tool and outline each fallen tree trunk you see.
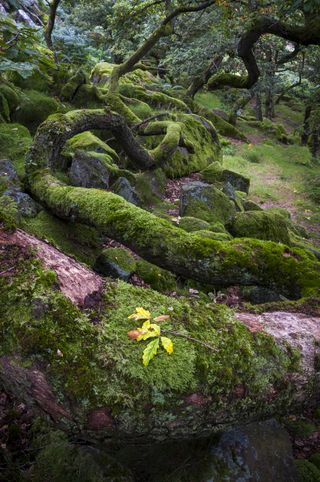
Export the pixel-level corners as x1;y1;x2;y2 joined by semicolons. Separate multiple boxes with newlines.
0;228;319;443
25;110;320;299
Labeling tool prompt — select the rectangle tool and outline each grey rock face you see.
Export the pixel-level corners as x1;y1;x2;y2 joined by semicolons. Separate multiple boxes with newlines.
69;150;110;189
208;419;297;482
111;177;142;206
180;181;236;224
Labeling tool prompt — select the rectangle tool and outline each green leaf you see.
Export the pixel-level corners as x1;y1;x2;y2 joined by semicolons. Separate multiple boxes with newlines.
142;338;160;366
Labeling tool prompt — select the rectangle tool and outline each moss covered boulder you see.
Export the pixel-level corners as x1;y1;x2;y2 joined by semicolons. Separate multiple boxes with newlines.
69;150;111;189
135;259;177;293
94;247;136;281
228;211;291;244
13;90;61;133
201;162;250;194
180;181;236;224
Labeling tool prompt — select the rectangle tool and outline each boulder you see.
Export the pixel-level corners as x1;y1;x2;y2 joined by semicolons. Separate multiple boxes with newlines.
94;247;136;281
180;181;236;224
0;159;20;188
3;190;39;218
135;259;177;293
201;163;250;194
179;216;211;232
227;211;291;245
69;150;110;189
111;177;142;206
243;199;263;211
240;285;283;304
208;419;297;481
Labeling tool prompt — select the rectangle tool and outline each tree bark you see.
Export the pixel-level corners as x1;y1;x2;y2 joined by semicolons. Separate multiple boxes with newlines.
44;0;61;53
301;105;312;145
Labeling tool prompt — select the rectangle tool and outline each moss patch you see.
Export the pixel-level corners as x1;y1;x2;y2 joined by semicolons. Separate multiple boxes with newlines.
0;123;32;177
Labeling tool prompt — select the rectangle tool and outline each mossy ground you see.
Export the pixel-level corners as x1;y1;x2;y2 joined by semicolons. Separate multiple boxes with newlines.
0;241;302;438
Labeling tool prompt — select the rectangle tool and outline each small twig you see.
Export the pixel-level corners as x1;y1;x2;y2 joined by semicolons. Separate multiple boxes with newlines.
0;267;14;276
162;329;218;352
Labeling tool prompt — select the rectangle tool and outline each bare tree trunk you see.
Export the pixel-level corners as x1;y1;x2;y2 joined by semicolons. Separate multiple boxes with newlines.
44;0;61;54
301;105;312;145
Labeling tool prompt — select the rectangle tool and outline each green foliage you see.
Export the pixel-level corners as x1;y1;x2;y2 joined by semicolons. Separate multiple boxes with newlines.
0;16;54;79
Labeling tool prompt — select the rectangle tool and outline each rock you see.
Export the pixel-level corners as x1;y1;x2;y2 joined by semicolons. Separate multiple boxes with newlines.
94;247;136;281
243;199;263;211
111;177;142;206
180;181;236;224
69;150;110;189
223;169;250;194
15;9;36;26
135;259;177;293
193;230;232;241
201;163;250;194
208;419;297;482
179;216;211;232
0;159;20;188
240;285;283;304
227;211;291;244
3;190;40;218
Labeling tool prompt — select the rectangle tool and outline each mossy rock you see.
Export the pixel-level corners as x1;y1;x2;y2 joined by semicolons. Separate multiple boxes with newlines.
180;181;236;224
0;83;21;121
200;161;223;183
228;211;291;245
161;114;221;178
295;460;320;481
0;123;32;177
179;216;211;232
136;259;177;293
193;230;232;241
13;90;62;133
10;71;53;93
94;247;136;281
243;199;263;211
285;419;317;438
201;163;250;194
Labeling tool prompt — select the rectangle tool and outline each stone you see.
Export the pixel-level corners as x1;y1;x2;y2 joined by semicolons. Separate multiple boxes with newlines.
111;177;142;206
240;285;283;304
243;199;263;211
227;211;291;244
0;159;20;189
3;190;40;218
179;216;211;232
208;419;297;482
69;150;110;189
222;169;250;194
93;247;136;281
180;181;236;224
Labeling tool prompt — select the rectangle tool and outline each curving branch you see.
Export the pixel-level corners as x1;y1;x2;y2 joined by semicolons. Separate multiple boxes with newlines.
44;0;61;52
207;14;320;91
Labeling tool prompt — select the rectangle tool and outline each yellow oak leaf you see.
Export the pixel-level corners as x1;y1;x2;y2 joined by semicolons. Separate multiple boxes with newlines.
161;336;174;354
143;338;160;366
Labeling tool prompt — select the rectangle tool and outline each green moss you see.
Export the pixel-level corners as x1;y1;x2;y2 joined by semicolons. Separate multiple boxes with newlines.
179;217;211;232
228;211;291;245
136;259;177;293
0;195;18;230
285;419;317;438
201;161;223;183
310;454;320;470
0;123;32;177
0;244;302;437
181;184;236;225
193;230;232;241
295;460;320;481
62;131;119;162
21;210;101;265
13;90;62;133
95;247;136;278
0;83;21;121
92;62;155;87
